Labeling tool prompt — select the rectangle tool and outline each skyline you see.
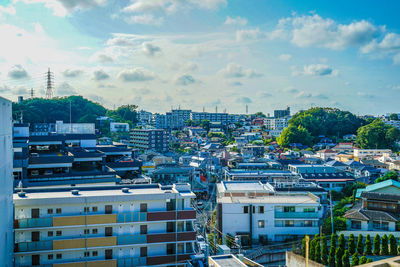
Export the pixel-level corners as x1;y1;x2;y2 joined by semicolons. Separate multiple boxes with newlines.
1;0;400;115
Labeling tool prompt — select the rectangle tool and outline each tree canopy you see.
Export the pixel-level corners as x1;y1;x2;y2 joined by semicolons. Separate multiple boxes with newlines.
356;119;400;149
277;125;312;147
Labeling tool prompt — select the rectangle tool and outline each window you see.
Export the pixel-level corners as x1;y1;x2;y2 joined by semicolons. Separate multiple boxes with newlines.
140;225;147;235
351;220;361;230
177;243;184;254
186;221;193;231
48;254;53;260
84;229;89;235
47;208;53;214
167;222;175;233
56;254;62;259
92;229;98;234
92;251;98;256
167;243;175;255
258;220;265;228
56;231;62;236
186;242;193;253
283;206;295;213
140;203;147;212
285;220;294;227
303;208;315;213
48;231;53;237
92;206;98;212
303;220;313;227
84;252;90;257
177;221;184;232
243;206;249;214
84;207;89;212
56;208;62;214
258;206;264;214
140;247;147;257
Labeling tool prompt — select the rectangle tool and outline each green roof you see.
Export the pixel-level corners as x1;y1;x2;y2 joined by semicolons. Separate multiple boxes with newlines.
356;179;400;198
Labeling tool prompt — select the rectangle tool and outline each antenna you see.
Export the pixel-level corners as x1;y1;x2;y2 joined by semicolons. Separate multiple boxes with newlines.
30;88;34;98
246;105;248;114
203;106;205;112
215;106;218;113
223;108;226;113
45;68;54;99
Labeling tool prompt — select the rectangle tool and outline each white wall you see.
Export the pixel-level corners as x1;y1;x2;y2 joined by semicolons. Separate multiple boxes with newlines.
0;97;13;267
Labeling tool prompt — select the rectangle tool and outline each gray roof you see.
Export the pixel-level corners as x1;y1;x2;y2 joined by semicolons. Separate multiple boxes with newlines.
361;191;400;202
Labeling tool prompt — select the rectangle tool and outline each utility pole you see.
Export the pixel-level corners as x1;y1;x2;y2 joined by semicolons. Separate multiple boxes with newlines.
30;88;34;98
305;235;309;267
45;68;54;99
330;190;334;234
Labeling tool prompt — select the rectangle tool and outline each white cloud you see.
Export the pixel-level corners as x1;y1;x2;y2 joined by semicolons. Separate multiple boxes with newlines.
236;28;263;42
361;33;400;63
118;68;155;82
62;69;83;78
279;54;292;61
90;52;114;63
124;14;163;25
0;4;16;17
235;96;252;104
93;69;110;81
57;82;77;95
294;64;338;77
8;65;28;79
224;16;247;26
219;63;262;79
394;53;400;65
173;74;196;85
142;42;161;56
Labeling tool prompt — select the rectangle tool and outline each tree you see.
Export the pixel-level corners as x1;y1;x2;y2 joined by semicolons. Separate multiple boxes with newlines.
348;234;356;254
329;234;337;267
373;234;381;255
310;238;316;261
381;234;389;255
339;234;346;251
357;119;400;149
302;236;307;257
322;216;347;235
351;252;359;267
225;233;235;249
336;247;344;267
342;250;350;267
254;112;266;118
366;258;373;263
315;239;321;263
277;125;313;147
389;234;397;256
359;256;368;264
390;113;399;121
375;170;399;183
321;235;328;265
365;234;372;255
357;234;364;254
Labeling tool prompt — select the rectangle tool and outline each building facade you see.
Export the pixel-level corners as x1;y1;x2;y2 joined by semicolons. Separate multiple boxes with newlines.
130;129;170;152
14;184;196;266
0;97;14;267
273;107;290;118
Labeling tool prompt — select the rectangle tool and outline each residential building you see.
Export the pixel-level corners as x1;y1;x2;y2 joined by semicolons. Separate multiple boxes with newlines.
166;109;192;129
240;145;265;158
14;183;196;266
355;179;400;198
130;129;170;152
273;107;290;118
110;122;130;133
315;149;337;161
343;191;400;237
263;117;289;130
354;149;392;159
55;121;95;135
0;97;13;267
216;181;322;244
223;169;299;182
152;166;193;184
209;254;262;267
137;110;153;124
190;112;230;124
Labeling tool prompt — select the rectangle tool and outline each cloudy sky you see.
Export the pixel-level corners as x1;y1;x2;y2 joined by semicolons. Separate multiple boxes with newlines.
1;0;400;115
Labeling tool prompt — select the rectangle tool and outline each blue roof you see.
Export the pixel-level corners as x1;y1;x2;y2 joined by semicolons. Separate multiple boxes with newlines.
355;179;400;198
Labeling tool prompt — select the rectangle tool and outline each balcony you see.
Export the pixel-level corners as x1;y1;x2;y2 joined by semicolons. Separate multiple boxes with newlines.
274;211;319;219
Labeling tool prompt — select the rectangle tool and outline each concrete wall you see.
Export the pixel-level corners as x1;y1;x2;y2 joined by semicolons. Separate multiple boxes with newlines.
286;251;324;267
0;97;13;267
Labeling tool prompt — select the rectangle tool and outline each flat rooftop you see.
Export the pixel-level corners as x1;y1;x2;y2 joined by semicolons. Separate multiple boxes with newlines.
217;194;318;204
209;255;247;267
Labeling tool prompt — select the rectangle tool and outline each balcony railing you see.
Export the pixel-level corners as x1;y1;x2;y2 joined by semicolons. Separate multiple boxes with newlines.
274;211;319;219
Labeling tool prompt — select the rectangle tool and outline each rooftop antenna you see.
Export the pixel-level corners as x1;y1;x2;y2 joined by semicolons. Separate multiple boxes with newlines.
203;106;205;112
246;105;248;114
223;108;226;113
30;88;34;98
45;68;54;99
215;106;218;113
178;104;181;110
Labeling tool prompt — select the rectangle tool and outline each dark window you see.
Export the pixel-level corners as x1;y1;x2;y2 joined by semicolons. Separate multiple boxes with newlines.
84;252;89;257
92;206;98;212
92;229;98;234
166;199;176;211
32;231;40;242
351;220;361;229
56;254;62;259
284;206;295;213
186;243;193;253
105;205;112;214
252;206;255;213
105;227;113;236
92;251;98;256
258;206;264;214
186;221;193;231
140;225;147;235
140;247;147;257
56;230;62;236
56;208;62;214
167;222;175;232
167;243;175;255
32;255;40;265
243;206;249;214
105;249;112;260
31;208;39;219
84;229;89;235
84;207;89;212
47;254;53;260
177;221;184;232
48;231;53;237
285;220;294;227
47;208;53;214
140;203;147;212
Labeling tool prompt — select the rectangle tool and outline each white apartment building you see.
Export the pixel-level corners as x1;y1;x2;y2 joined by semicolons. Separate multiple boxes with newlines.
263;117;290;131
354;149;392;159
110;122;130;133
0;97;14;267
14;184;196;267
216;181;322;244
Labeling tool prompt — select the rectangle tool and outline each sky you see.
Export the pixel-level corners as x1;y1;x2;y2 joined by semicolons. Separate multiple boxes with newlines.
1;0;400;115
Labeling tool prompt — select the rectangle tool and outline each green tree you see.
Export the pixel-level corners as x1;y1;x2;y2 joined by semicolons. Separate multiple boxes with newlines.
357;234;364;254
342;250;350;267
365;234;372;255
357;119;400;149
336;247;344;267
277;125;313;147
359;256;367;264
321;235;328;265
351;252;359;267
315;239;321;263
373;234;381;255
389;234;397;256
366;258;373;263
339;234;346;251
375;170;399;183
302;236;307;257
381;234;389;255
310;238;316;261
348;234;356;254
329;234;337;267
390;113;399;120
322;216;347;235
254;112;266;118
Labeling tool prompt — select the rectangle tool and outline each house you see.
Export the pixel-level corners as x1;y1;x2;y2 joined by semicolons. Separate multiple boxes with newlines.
110;122;130;132
241;145;265;158
332;143;355;154
343;134;357;141
361;158;389;169
354;149;392;160
355;179;400;198
324;160;347;171
316;149;337;160
342;191;400;238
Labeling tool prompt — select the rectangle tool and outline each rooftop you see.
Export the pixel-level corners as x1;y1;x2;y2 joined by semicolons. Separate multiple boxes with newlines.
217;193;318;204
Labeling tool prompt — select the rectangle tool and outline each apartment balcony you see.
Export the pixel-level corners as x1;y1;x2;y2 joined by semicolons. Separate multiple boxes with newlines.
15;232;196;252
274;211;320;219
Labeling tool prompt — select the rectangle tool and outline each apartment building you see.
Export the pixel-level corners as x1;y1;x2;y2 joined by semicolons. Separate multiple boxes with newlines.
354;149;392;159
273;107;290;118
14;183;196;266
216;181;322;245
130;129;170;152
190;112;231;125
110;122;130;133
0;97;14;267
263;117;290;131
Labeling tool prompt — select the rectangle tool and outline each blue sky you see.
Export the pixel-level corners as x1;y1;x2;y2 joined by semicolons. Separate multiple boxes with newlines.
0;0;400;115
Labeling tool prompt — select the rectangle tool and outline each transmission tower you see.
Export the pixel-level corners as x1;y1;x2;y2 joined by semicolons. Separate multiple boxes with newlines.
30;88;34;98
45;68;54;99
